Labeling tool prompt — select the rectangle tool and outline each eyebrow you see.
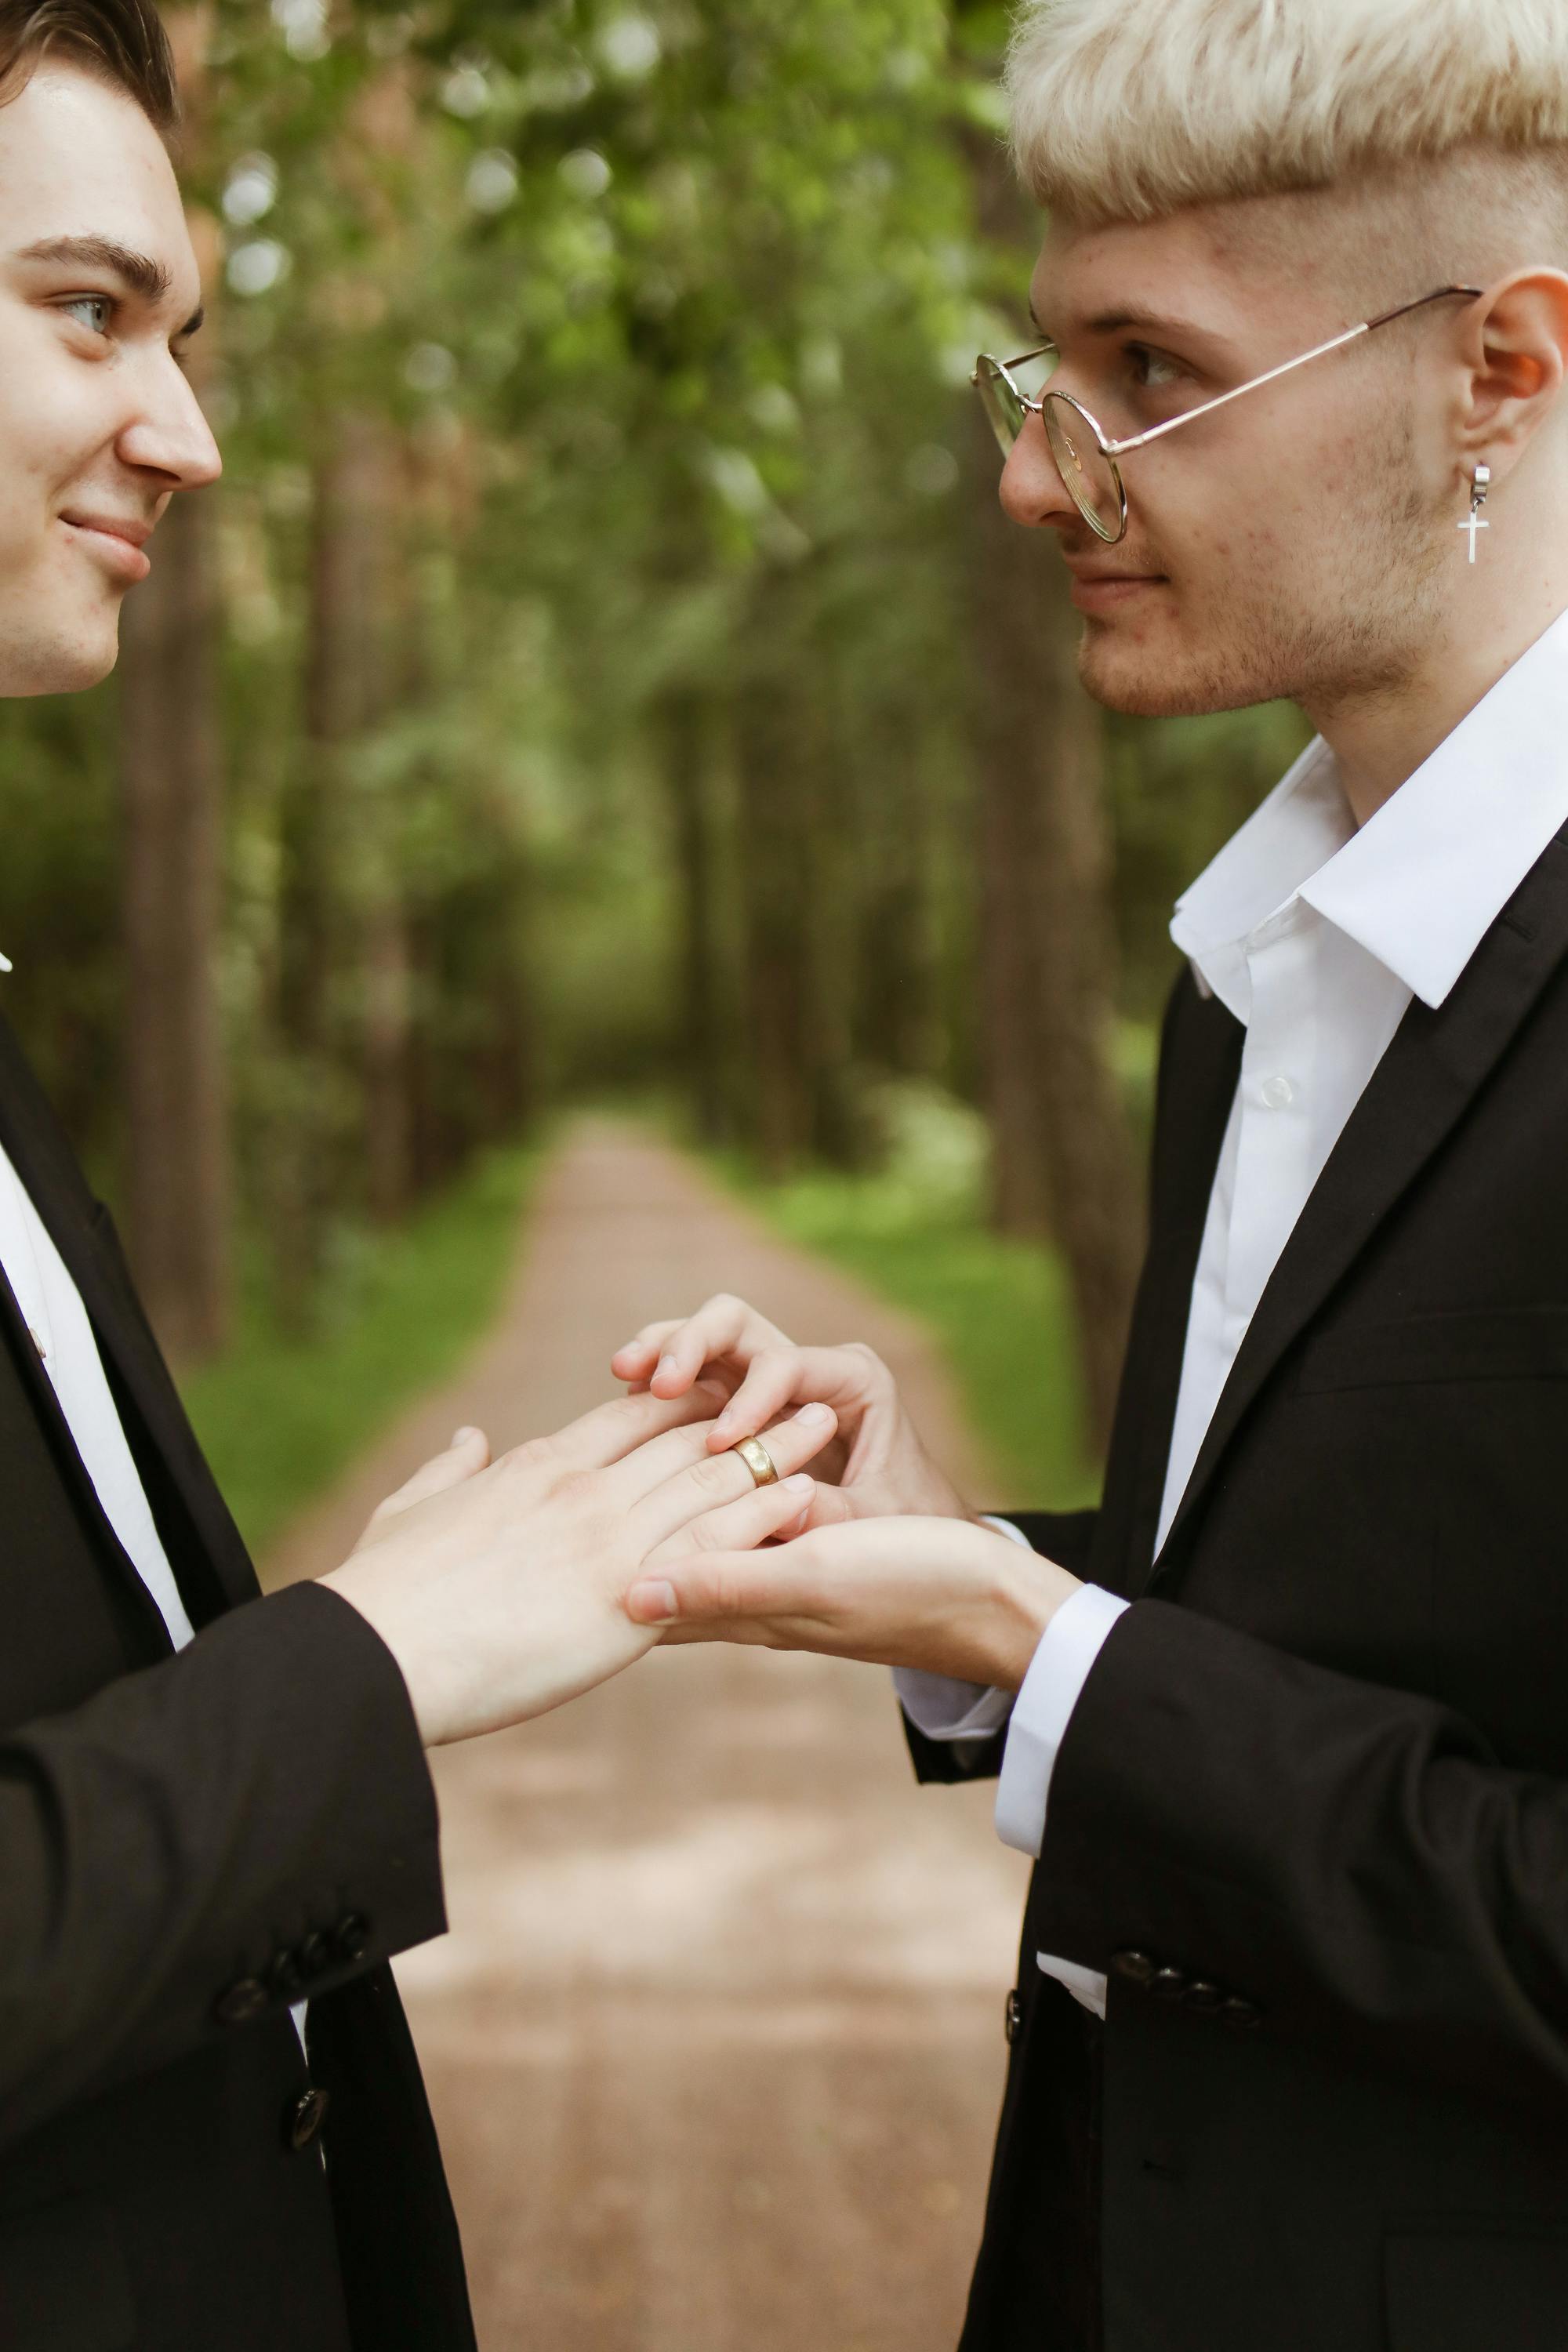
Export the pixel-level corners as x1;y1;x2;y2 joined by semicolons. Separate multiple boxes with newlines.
11;234;204;339
1029;296;1226;350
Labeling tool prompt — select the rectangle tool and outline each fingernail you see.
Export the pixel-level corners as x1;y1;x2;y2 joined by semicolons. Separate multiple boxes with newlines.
797;1402;834;1427
782;1473;814;1495
629;1580;678;1624
452;1425;479;1446
655;1355;681;1386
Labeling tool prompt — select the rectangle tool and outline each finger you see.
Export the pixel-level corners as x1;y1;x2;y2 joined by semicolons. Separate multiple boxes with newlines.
637;1403;839;1542
644;1472;816;1569
539;1381;729;1476
648;1295;790;1398
365;1425;491;1526
613;1396;836;1508
707;1343;887;1450
647;1297;751;1396
608;1319;681;1379
626;1546;824;1628
706;1347;808;1450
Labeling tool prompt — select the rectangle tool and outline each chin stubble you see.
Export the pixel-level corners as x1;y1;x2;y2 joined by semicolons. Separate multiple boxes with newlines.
1074;414;1447;722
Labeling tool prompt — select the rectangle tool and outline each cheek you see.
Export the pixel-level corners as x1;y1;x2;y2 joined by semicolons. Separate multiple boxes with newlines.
0;335;118;522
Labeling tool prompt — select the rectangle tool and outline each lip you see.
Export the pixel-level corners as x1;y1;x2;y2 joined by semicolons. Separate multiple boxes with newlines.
60;511;153;583
1067;568;1166;613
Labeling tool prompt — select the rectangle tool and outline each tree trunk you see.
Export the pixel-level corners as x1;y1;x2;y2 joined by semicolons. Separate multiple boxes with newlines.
965;401;1144;1451
116;208;230;1363
273;412;408;1308
655;686;730;1145
363;902;412;1221
732;666;812;1175
731;604;863;1177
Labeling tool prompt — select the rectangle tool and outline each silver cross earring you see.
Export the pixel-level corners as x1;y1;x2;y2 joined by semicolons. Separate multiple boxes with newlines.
1458;463;1491;564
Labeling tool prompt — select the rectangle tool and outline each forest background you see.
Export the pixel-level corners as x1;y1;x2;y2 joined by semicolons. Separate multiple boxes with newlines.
0;0;1311;1550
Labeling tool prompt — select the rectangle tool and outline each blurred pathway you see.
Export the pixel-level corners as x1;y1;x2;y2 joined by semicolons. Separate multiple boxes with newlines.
267;1121;1033;2352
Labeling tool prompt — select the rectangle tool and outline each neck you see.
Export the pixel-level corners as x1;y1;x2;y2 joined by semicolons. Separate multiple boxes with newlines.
1301;563;1568;829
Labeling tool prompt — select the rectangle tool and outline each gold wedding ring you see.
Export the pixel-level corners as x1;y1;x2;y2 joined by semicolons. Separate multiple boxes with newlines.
734;1435;779;1489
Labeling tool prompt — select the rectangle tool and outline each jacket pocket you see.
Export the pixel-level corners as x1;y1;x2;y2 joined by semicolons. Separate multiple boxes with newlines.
0;2194;136;2352
1384;2223;1568;2352
1298;1305;1568;1393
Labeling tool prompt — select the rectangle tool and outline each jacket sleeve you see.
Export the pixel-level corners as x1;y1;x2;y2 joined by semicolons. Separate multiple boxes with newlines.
1032;1596;1568;2117
0;1578;445;2151
902;1507;1101;1787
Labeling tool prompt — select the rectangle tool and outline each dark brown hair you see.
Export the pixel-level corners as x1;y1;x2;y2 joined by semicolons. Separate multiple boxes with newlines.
0;0;178;138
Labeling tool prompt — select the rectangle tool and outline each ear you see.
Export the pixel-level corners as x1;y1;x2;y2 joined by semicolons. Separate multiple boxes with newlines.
1457;267;1568;485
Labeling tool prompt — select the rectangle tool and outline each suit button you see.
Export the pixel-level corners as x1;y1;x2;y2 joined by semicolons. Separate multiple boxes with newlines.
214;1976;268;2027
297;1932;335;1981
1110;1949;1156;1986
1183;1980;1224;2015
333;1912;371;1963
285;2087;331;2152
1221;1995;1263;2029
267;1950;305;2001
1149;1966;1189;2001
1004;1989;1022;2045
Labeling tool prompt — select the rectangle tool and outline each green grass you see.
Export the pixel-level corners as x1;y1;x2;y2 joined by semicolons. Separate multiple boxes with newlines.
180;1142;542;1559
709;1102;1100;1514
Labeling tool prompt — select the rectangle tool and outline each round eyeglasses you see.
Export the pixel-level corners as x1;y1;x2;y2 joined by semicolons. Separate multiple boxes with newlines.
972;285;1483;544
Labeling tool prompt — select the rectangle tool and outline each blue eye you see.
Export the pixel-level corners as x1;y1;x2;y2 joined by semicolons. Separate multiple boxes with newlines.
61;294;114;336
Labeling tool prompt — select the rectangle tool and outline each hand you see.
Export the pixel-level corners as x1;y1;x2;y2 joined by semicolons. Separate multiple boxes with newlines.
610;1292;974;1528
321;1388;840;1746
624;1514;1082;1690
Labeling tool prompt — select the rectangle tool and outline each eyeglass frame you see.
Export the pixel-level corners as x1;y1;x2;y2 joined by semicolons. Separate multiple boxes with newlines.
971;284;1485;543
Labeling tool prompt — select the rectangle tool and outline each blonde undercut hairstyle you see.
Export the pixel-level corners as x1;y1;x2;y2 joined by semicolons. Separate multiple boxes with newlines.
1006;0;1568;229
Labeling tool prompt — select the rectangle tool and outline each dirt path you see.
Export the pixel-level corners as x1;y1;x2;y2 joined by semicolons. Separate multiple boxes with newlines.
267;1123;1033;2352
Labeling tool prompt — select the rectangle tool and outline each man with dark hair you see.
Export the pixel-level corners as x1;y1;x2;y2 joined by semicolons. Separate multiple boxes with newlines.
0;9;840;2343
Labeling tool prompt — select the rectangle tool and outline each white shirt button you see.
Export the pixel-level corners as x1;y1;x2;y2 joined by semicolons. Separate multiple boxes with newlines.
1259;1074;1295;1109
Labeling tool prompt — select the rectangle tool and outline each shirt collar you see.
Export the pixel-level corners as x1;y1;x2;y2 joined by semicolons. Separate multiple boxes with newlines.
1171;602;1568;1016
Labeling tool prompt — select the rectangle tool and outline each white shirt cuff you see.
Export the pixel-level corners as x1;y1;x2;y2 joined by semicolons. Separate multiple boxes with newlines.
891;1516;1036;1740
994;1583;1130;1857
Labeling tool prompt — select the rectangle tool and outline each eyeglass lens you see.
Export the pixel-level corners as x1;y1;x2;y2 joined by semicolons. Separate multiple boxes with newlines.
975;362;1024;459
975;350;1059;457
1042;397;1123;539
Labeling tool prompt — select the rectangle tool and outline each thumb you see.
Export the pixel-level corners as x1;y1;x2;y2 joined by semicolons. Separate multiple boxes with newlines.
363;1426;492;1531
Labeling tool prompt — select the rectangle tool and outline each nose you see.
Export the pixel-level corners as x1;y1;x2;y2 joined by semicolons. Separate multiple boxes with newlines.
998;408;1076;532
116;358;223;494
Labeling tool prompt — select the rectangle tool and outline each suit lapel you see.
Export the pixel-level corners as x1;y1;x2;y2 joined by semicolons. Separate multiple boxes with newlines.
1091;971;1243;1598
1145;826;1568;1593
0;1014;260;1625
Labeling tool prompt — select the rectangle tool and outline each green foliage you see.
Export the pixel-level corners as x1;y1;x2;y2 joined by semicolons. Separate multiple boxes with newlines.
180;1140;542;1554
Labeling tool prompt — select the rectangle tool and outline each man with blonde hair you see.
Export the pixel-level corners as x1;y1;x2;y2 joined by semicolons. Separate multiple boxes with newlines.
619;0;1568;2344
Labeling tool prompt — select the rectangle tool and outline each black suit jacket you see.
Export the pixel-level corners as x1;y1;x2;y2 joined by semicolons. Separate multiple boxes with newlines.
0;1016;474;2352
910;822;1568;2352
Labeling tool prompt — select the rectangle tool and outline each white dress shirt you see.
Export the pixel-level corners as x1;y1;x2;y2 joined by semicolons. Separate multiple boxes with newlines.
0;1139;196;1650
899;600;1568;2016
